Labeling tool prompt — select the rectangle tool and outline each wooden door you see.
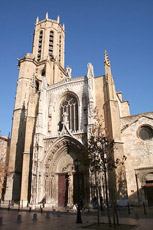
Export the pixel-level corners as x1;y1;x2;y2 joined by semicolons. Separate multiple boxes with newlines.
146;181;153;206
58;174;68;207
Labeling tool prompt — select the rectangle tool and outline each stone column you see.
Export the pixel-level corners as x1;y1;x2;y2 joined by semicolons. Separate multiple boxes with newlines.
20;152;30;207
20;93;38;207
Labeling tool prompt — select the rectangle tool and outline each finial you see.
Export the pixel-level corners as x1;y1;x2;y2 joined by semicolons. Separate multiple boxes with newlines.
46;12;48;20
62;23;65;30
57;15;60;23
87;63;94;78
104;50;110;67
36;16;39;24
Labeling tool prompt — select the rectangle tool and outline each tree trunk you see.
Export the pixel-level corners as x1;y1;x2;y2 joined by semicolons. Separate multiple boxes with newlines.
104;167;112;227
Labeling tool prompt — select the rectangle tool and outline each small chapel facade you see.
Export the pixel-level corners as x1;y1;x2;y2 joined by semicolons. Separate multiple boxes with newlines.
4;14;153;207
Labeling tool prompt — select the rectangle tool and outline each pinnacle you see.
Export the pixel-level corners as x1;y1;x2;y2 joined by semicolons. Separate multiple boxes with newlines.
104;50;110;66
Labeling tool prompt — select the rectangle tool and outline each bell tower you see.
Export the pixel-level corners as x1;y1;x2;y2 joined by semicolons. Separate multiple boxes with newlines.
32;13;66;85
5;14;66;205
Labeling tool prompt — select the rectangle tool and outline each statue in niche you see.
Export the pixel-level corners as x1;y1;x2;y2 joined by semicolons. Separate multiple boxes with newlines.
62;112;69;127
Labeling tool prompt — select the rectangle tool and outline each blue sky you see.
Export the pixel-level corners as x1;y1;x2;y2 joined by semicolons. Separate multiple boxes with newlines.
0;0;153;136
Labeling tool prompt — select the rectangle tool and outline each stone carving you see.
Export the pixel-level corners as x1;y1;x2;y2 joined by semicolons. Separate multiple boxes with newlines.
58;112;72;137
65;66;72;82
62;163;74;173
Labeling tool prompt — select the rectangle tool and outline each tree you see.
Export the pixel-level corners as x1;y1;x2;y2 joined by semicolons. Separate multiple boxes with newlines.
86;109;126;227
0;161;8;199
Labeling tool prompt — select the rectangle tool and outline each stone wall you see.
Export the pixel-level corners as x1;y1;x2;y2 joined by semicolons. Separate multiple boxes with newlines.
121;112;153;204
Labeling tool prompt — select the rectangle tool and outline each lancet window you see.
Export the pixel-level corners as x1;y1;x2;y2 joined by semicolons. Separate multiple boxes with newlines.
49;30;54;58
60;94;78;131
59;35;61;63
37;30;43;62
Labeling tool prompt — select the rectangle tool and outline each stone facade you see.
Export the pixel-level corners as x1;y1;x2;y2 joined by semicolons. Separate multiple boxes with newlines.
5;14;153;207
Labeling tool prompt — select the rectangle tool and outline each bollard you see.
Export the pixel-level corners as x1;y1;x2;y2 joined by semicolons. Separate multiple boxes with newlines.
127;202;130;214
16;214;22;223
67;210;69;214
57;211;61;217
29;207;31;212
46;212;50;219
33;213;37;221
52;209;56;215
135;213;139;220
40;207;43;213
0;217;3;226
143;202;147;215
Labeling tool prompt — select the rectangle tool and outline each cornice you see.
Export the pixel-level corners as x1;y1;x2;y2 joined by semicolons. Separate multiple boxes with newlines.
47;76;87;92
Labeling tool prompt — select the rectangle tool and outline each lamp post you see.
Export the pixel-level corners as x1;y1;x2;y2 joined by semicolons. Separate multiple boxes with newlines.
74;159;82;223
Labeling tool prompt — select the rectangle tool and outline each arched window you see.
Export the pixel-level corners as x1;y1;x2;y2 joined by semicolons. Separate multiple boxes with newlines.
37;30;43;61
49;30;54;58
60;94;78;131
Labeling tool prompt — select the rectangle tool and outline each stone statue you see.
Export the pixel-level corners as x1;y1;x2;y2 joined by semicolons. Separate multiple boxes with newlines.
65;66;72;81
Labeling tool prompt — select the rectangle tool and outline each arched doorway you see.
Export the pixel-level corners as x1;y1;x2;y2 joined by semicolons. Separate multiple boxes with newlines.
144;173;153;206
43;136;89;208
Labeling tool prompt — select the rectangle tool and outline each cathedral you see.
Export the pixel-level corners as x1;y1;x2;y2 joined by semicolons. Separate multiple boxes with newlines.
4;14;153;208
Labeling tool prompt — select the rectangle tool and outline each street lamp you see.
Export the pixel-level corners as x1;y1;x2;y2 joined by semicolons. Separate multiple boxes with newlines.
74;159;82;224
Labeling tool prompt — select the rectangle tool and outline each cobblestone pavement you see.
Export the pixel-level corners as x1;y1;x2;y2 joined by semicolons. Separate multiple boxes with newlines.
0;207;153;230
